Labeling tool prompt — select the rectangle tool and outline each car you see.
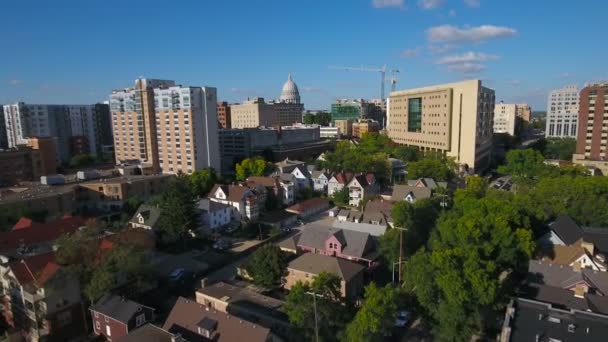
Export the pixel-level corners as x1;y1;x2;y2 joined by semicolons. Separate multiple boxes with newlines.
394;310;411;327
169;268;185;281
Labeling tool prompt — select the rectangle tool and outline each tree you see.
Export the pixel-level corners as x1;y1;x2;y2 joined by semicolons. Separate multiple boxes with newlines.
284;272;351;341
235;157;272;181
244;244;286;289
303;113;315;125
392;145;421;163
497;149;547;182
188;168;218;197
316;112;331;126
331;187;350;207
156;176;197;243
69;154;96;168
544;137;577;160
123;195;143;216
345;283;399;342
407;157;454;182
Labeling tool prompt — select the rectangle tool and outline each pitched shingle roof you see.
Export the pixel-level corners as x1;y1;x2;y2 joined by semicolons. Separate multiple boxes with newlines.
391;185;431;202
528;259;608;295
287;253;365;282
209;184;254;202
361;199;394;226
550;215;584;245
296;223;373;259
162;297;270;342
117;324;174;342
0;216;85;253
90;294;154;324
8;251;60;287
286;198;330;214
197;198;231;213
129;204;161;227
246;176;280;188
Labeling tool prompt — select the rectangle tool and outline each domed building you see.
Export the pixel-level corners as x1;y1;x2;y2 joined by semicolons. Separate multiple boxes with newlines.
280;73;301;104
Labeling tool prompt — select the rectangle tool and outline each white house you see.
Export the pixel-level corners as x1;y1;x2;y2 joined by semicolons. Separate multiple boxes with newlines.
208;184;259;220
197;199;232;231
346;174;377;207
291;166;311;191
327;172;353;196
311;171;330;193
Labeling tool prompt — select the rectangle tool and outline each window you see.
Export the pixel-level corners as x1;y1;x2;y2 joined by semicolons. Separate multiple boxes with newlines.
135;313;146;326
408;98;422;132
106;325;111;337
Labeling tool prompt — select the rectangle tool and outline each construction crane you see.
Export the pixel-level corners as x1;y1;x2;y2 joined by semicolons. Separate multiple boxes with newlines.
328;65;400;101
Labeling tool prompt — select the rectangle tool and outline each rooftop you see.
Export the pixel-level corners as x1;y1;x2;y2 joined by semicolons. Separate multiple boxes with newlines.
90;294;154;324
287;252;365;282
296;223;374;259
0;215;86;253
117;324;175;342
286;198;330;213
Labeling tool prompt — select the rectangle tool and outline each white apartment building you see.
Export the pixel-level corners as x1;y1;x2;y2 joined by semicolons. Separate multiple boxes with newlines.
493;102;518;136
109;78;220;175
387;79;495;173
546;85;579;138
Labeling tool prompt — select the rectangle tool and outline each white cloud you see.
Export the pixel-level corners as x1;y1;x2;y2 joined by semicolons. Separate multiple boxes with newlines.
435;51;499;65
447;63;485;74
464;0;480;8
372;0;404;8
8;79;23;86
426;24;517;43
418;0;443;10
401;47;422;58
448;9;456;17
428;44;455;55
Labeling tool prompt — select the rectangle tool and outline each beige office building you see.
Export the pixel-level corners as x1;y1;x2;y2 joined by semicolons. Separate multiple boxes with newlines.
335;119;353;137
230;98;277;128
516;103;532;122
387;79;495;173
109;78;220;175
493;102;518;135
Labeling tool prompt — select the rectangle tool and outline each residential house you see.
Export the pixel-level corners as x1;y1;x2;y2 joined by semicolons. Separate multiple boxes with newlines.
278;223;378;267
539;215;608;255
527;259;608;297
128;204;161;231
208;184;259;221
197;199;232;232
275;158;306;174
196;280;291;338
359;199;394;227
258;210;298;230
117;324;180;342
330;200;392;234
346;173;377;206
407;178;447;191
246;176;295;206
285;253;365;299
163;297;273;342
311;171;330;193
0;252;86;341
327;172;353;197
90;294;155;341
391;185;432;203
500;297;608;342
286;198;330;219
290;165;311;191
0;215;86;258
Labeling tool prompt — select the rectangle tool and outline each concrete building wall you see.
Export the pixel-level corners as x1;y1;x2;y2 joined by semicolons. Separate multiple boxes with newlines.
335;120;353;137
546;85;579;138
388;79;495;172
493;103;518;135
516;104;532;123
576;83;608;162
217;101;231;129
273;102;304;127
230;98;276;128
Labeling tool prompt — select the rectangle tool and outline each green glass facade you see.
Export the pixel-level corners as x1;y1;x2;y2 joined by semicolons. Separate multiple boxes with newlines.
407;97;422;132
331;103;361;123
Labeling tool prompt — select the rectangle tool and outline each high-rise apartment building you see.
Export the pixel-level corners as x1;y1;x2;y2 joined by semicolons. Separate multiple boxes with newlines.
493;102;518;136
217;101;231;128
516;103;532;123
573;82;608;174
2;102;112;161
546;85;579;138
109;78;220;175
387;79;495;173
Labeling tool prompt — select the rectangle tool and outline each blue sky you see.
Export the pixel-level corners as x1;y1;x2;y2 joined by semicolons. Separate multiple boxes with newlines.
1;0;607;110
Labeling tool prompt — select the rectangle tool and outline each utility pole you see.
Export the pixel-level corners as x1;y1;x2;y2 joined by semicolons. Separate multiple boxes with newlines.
393;226;408;284
306;291;324;342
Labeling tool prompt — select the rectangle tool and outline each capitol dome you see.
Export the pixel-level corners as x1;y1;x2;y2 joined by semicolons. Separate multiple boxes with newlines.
280;73;301;104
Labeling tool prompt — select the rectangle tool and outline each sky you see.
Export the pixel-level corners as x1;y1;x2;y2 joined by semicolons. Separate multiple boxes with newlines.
1;0;607;111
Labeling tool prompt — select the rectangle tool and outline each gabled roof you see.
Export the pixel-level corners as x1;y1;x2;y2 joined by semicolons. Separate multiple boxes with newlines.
162;297;270;342
407;178;446;189
197;198;231;213
550;215;584;245
361;199;394;226
329;172;354;185
291;165;311;178
296;223;374;259
8;252;60;288
129;204;161;227
528;259;608;296
521;284;608;315
0;216;86;253
12;217;33;230
90;294;154;324
539;239;588;266
209;184;254;203
332;221;387;237
348;175;370;188
287;253;365;282
311;171;329;180
391;185;431;202
245;176;280;188
117;324;175;342
286;198;330;214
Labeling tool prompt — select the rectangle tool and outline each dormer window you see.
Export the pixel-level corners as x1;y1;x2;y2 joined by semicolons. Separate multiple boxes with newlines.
197;317;218;339
137;214;145;224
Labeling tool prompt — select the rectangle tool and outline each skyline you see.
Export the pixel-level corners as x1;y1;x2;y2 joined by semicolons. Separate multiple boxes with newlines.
1;0;607;110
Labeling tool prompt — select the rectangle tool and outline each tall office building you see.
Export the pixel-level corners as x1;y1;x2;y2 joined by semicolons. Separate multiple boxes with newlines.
545;85;579;138
2;102;112;162
493;102;518;136
573;82;608;174
516;103;532;123
387;79;495;173
217;101;231;129
109;78;220;175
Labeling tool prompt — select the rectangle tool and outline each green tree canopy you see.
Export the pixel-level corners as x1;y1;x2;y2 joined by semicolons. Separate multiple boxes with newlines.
188;168;218;197
331;186;350;207
345;283;399;342
544;137;577;160
235;157;273;181
303;113;315;125
315;112;331;126
244;244;286;289
69;154;96;168
407;157;454;182
156;175;197;243
497;149;547;182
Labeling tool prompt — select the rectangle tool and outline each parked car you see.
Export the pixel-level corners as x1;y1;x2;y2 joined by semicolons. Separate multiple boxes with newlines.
394;310;411;327
213;239;232;251
169;268;185;282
